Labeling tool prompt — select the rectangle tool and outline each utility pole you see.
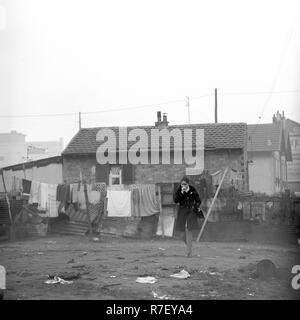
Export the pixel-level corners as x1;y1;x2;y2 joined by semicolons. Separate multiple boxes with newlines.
214;88;218;123
185;96;190;124
79;112;82;130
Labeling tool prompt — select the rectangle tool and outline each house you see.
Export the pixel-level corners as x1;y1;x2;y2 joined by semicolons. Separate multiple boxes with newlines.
284;118;300;193
62;112;248;191
247;111;293;195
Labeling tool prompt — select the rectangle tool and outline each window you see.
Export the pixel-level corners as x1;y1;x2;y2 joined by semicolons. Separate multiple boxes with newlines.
109;166;122;186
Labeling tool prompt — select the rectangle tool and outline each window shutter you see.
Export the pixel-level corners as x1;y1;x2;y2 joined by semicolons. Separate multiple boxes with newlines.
122;164;134;185
96;164;110;183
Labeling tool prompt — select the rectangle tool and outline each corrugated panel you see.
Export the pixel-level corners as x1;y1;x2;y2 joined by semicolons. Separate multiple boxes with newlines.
99;217;140;237
10;199;24;220
65;203;101;223
0;197;10;225
50;220;88;236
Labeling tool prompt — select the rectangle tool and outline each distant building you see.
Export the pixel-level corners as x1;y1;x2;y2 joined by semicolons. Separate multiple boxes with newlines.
283;118;300;193
247;111;293;195
0;131;27;168
0;131;63;168
26;138;64;161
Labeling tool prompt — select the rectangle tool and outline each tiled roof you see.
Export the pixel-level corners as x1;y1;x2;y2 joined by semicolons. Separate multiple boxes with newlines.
247;123;282;152
62;123;247;155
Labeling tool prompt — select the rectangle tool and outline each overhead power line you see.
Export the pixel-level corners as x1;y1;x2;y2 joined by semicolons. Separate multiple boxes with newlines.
249;9;299;137
0;89;299;119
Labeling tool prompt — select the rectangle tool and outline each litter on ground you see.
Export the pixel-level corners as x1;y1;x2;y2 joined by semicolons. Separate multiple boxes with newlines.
45;276;73;285
170;269;190;279
136;276;158;284
152;291;169;300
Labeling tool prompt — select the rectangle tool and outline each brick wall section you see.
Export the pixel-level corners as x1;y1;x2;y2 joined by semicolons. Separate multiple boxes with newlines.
204;149;247;190
63;155;97;183
134;164;186;184
62;148;248;190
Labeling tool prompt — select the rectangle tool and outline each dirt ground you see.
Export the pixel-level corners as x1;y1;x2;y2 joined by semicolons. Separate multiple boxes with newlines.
0;234;299;300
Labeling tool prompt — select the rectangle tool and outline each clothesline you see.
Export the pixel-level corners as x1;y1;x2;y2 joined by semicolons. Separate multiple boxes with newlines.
0;172;102;219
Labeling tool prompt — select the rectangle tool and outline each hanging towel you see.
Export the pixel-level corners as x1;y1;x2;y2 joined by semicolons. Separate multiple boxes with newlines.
12;176;23;193
211;170;222;186
2;171;13;193
70;183;79;203
38;183;49;211
77;185;87;209
22;179;32;195
57;184;71;213
47;184;59;217
139;185;160;217
88;190;101;205
107;190;131;217
29;180;40;204
131;188;140;217
129;184;160;217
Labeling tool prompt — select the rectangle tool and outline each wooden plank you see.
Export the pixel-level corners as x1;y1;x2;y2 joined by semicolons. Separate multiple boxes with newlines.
1;171;15;240
158;185;164;239
196;167;228;242
83;181;93;234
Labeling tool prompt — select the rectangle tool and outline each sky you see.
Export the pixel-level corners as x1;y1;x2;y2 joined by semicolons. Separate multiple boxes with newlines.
0;0;300;148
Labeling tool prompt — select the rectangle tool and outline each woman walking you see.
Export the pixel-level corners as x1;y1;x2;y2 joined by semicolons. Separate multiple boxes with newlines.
173;176;202;257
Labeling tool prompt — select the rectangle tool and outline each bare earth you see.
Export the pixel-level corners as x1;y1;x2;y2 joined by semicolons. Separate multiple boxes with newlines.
0;235;299;300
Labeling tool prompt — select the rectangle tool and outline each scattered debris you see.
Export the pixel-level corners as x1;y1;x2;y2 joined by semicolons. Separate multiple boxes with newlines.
48;272;80;281
208;272;222;276
152;291;169;300
67;259;75;264
45;276;73;285
208;290;219;297
170;269;190;279
136;276;158;284
71;264;86;269
102;283;121;289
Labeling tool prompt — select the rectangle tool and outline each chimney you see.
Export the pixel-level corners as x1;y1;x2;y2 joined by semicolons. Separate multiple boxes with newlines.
155;111;162;127
163;113;167;123
157;111;161;122
155;111;169;128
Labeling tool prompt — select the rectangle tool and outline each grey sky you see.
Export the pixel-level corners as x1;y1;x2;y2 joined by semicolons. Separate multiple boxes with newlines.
0;0;300;147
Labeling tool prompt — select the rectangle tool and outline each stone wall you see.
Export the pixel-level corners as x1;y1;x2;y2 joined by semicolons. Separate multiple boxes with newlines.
63;148;247;190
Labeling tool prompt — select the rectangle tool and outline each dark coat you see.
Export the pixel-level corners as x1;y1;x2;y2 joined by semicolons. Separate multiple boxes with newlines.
173;185;202;232
173;185;201;211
